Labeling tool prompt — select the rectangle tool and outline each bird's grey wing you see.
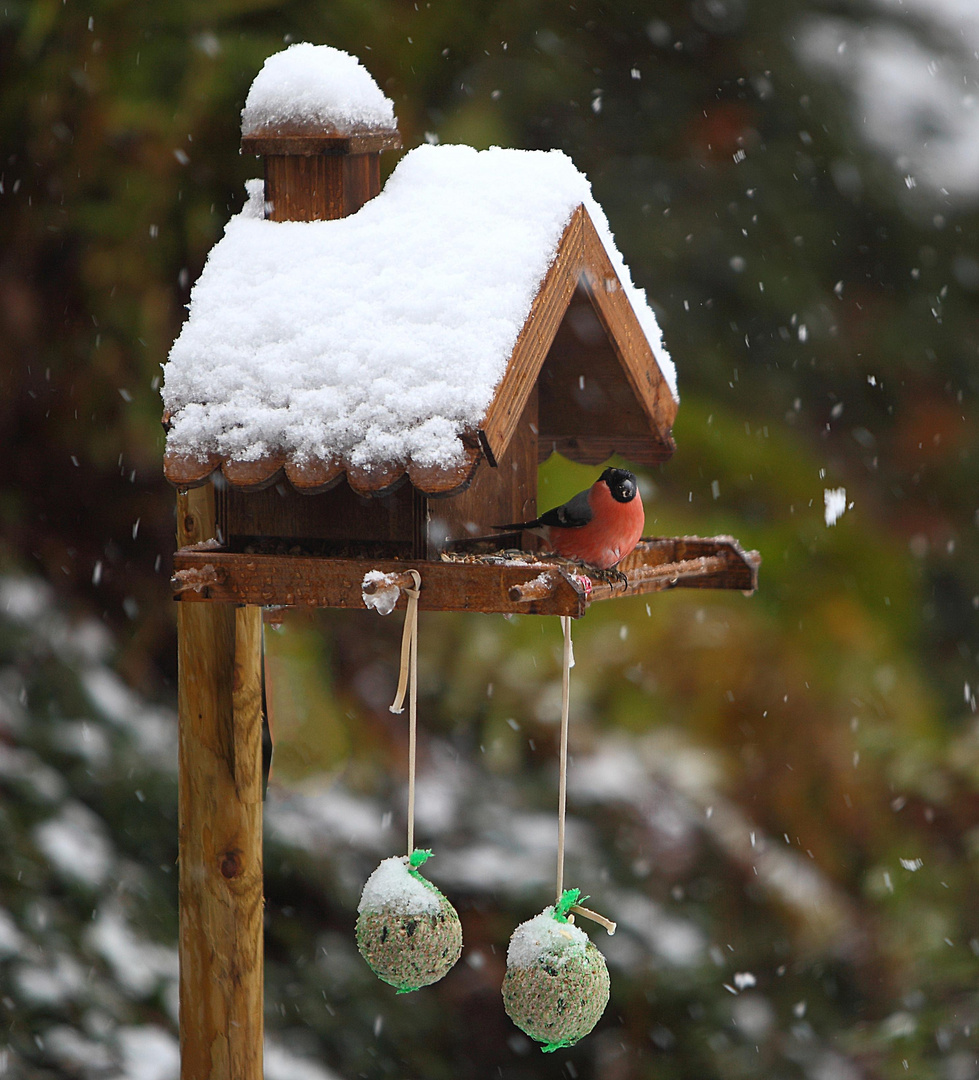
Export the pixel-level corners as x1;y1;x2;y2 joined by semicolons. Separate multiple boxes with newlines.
537;489;593;529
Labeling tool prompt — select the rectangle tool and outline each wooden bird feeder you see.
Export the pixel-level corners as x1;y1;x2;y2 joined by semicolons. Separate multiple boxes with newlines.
163;45;759;1080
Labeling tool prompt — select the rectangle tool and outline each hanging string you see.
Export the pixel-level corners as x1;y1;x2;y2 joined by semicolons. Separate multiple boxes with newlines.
556;615;573;903
554;615;617;937
389;569;422;857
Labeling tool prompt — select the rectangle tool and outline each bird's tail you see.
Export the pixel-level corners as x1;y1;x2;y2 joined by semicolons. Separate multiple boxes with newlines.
492;519;540;532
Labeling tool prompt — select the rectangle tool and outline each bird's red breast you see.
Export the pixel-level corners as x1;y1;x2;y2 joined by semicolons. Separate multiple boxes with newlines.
544;480;645;569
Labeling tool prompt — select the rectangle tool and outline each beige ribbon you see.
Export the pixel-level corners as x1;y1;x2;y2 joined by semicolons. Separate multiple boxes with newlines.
389;570;421;856
555;614;616;936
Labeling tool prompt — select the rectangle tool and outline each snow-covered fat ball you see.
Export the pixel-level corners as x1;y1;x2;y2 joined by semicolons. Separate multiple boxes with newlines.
502;905;610;1051
355;852;462;992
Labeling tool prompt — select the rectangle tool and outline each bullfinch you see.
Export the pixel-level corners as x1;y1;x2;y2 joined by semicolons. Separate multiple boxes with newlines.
497;467;645;570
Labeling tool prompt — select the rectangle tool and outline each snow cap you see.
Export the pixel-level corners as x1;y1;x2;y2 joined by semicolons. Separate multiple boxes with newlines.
357;855;442;916
506;906;591;969
241;43;396;135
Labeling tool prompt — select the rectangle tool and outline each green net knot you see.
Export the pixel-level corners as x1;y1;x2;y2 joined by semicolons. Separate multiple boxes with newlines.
553;888;584;922
406;848;444;897
541;1038;576;1053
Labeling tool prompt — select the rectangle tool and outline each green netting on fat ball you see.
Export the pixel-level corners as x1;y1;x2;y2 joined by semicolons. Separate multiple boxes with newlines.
356;897;462;992
502;940;610;1051
407;849;442;893
553;888;584;922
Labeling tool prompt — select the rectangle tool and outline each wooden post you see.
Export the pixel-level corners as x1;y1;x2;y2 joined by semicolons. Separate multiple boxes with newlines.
177;484;264;1080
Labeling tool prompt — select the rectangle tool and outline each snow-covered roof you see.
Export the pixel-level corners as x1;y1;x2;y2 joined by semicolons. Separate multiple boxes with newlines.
162;143;676;492
241;43;397;135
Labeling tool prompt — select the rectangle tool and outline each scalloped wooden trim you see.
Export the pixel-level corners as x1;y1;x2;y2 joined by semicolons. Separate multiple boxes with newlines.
221;456;286;491
283;457;345;494
345;461;408;497
164;450;223;488
406;445;481;497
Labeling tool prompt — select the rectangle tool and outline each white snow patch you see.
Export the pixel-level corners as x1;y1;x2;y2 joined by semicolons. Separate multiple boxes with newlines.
797;13;979;200
0;577;53;622
357;856;441;916
163;144;676;470
80;668;176;766
824;487;848;526
33;801;114;889
611;893;706;967
42;1026;115;1073
0;907;25;958
56;720;111;766
362;570;402;615
116;1025;179;1080
265;1039;346;1080
266;785;390;853
506;908;589;969
241;43;396;135
0;745;66;803
86;905;178;997
13;952;87;1005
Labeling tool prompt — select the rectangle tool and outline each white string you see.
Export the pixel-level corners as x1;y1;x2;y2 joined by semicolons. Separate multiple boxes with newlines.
556;614;572;903
553;616;617;936
389;570;421;857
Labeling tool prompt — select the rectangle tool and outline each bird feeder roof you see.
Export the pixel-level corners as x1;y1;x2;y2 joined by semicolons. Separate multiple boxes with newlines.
162;143;678;495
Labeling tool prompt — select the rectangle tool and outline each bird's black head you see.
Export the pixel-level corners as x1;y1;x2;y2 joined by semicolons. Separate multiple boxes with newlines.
600;467;638;503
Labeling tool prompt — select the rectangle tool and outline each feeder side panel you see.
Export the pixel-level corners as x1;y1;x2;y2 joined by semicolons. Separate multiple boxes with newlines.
431;385;538;553
220;480;421;558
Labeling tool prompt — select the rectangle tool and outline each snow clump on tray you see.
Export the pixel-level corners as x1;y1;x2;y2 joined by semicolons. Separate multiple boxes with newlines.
241;43;396;134
361;570;402;616
357;856;442;916
163;143;676;472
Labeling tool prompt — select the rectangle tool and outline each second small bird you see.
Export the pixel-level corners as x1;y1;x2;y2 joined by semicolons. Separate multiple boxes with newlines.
497;467;644;571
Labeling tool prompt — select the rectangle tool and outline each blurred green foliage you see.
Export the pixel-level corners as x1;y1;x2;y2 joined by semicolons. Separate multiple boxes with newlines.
2;0;979;1077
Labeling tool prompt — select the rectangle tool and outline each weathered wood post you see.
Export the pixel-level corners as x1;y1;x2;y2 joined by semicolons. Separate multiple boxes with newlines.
176;485;264;1080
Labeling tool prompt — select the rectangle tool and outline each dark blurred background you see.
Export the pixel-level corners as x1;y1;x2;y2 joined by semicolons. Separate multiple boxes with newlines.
2;2;978;1078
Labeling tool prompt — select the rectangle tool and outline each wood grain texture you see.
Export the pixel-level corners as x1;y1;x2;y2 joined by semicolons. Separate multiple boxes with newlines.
165;450;224;489
539;435;674;466
171;535;759;616
406;442;482;497
220;479;418;555
173;547;587;617
478;206;584;465
222;456;286;491
176;486;264;1080
432;387;538;553
283;457;345;494
241;124;401;157
577;211;679;440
